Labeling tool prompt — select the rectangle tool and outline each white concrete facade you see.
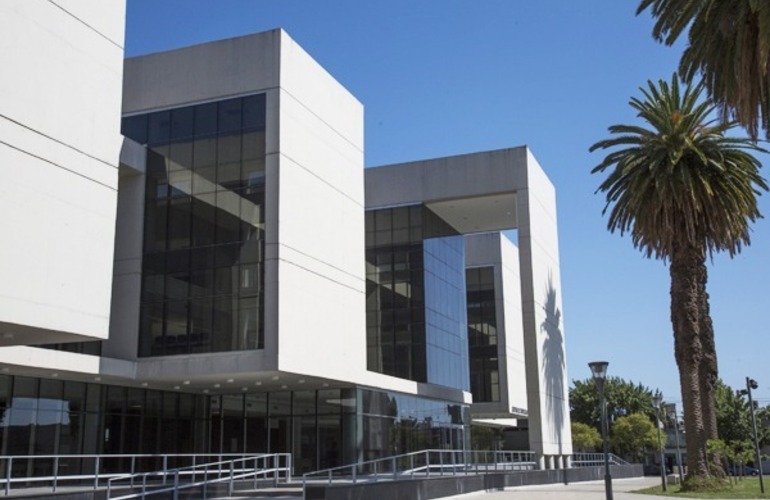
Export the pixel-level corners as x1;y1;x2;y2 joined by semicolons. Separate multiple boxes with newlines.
366;147;573;465
0;16;571;467
118;30;368;385
0;0;125;346
112;30;471;405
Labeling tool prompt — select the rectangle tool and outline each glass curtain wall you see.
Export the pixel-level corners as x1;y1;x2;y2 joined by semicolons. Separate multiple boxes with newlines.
465;267;500;402
0;375;209;477
424;237;469;391
0;375;468;475
360;389;468;461
122;94;266;357
365;205;468;390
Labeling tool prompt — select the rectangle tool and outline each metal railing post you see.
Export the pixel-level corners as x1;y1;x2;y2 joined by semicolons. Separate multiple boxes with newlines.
228;459;234;497
392;457;397;480
172;469;179;500
93;456;100;489
410;454;414;478
352;463;357;483
5;457;11;496
52;456;59;492
439;451;444;476
272;454;277;487
203;466;208;500
162;455;168;485
130;455;136;488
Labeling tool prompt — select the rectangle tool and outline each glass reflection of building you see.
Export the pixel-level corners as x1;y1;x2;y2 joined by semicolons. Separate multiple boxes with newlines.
0;373;466;474
466;267;500;403
122;94;266;356
365;206;470;392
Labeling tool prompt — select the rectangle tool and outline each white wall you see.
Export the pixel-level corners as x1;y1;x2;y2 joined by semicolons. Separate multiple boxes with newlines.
518;150;573;459
499;235;528;413
123;31;280;115
275;32;367;383
0;0;125;345
103;139;146;360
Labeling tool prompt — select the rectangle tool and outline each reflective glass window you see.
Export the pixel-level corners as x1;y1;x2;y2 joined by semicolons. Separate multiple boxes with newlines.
466;266;500;402
147;111;171;145
136;94;267;357
365;205;463;386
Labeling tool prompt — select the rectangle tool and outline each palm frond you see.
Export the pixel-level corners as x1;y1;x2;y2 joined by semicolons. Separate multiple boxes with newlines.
590;75;768;261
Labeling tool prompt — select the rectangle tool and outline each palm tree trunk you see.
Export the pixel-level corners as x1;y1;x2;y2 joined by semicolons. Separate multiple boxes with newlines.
670;246;711;479
693;252;722;474
697;263;721;473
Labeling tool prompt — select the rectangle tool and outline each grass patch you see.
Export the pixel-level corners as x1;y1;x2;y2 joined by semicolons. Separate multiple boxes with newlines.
634;478;770;498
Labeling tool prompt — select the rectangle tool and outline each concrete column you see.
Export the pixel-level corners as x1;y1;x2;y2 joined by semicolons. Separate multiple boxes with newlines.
518;151;573;460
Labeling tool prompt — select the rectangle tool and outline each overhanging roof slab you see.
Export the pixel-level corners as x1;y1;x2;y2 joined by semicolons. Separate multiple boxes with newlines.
365;146;534;233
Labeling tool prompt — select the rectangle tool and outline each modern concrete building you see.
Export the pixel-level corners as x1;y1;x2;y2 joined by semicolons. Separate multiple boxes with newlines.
0;1;571;475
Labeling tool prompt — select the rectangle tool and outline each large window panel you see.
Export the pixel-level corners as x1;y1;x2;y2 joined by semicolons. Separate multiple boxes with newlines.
130;94;267;357
192;138;218;193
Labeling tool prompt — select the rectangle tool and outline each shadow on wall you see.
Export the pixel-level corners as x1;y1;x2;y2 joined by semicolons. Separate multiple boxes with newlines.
541;275;566;455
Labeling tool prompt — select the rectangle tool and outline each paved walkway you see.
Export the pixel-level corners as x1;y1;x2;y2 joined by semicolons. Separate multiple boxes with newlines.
454;476;762;500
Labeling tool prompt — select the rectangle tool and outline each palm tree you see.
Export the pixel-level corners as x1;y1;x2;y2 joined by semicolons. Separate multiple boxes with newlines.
637;0;770;140
590;76;767;484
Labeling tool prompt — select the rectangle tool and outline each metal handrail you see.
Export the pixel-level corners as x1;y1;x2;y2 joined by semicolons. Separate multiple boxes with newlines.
301;449;635;498
571;452;630;466
301;449;536;498
106;453;292;499
0;453;289;496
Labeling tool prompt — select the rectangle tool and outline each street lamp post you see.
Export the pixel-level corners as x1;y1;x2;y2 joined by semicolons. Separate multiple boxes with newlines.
741;377;765;494
589;361;613;500
666;403;684;484
651;395;667;492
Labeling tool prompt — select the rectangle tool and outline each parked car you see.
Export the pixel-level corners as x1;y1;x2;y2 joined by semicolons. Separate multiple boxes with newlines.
727;464;760;476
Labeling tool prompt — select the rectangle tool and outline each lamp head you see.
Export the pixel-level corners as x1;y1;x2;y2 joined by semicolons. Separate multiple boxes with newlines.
588;361;609;381
651;395;662;407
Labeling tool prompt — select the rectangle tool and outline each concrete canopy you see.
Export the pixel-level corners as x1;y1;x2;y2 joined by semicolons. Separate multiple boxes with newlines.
365;146;528;234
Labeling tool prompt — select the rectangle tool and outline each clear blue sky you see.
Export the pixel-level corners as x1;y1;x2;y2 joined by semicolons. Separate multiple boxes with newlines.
125;0;770;407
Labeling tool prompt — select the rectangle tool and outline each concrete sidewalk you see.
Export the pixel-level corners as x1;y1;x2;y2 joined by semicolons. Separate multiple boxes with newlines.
455;476;762;500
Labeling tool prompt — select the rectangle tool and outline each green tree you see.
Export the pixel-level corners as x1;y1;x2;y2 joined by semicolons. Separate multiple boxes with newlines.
611;413;662;462
570;377;661;430
715;380;752;444
754;405;770;449
638;0;770;140
590;76;767;483
571;422;602;452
